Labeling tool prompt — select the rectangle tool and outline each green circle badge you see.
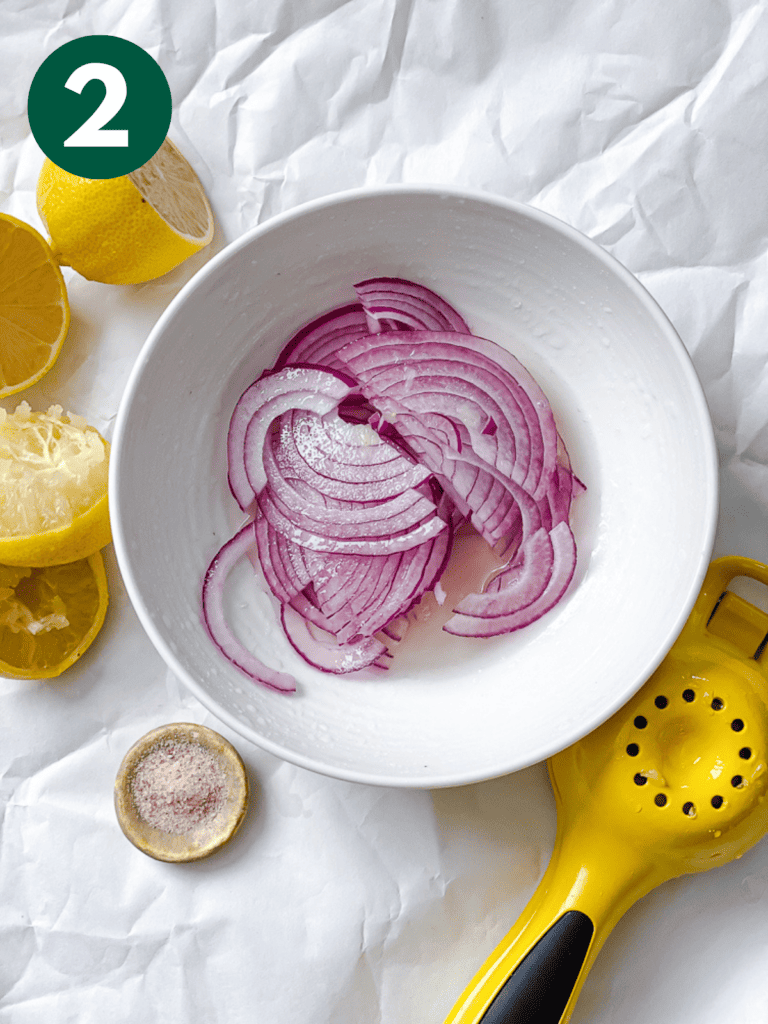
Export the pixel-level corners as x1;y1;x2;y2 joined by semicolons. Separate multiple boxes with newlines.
28;36;172;179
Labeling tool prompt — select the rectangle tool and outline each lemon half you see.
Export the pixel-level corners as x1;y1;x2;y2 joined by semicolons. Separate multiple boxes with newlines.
36;138;214;285
0;553;109;679
0;213;70;397
0;402;111;567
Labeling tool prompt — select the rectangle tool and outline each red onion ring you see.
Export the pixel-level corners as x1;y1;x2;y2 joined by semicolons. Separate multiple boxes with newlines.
202;522;296;692
228;365;356;510
355;277;471;334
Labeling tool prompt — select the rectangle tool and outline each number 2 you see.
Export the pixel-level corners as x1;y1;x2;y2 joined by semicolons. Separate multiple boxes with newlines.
63;62;129;148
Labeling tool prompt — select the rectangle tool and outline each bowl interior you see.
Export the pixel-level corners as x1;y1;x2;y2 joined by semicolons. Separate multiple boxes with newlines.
111;187;718;787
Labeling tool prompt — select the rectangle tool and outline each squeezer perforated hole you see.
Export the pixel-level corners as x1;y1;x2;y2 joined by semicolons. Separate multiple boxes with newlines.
655;695;668;709
683;802;696;816
712;698;724;710
654;794;667;807
732;718;745;732
682;689;696;702
711;795;724;809
732;775;744;788
740;747;752;759
626;743;639;757
634;773;647;786
634;715;647;729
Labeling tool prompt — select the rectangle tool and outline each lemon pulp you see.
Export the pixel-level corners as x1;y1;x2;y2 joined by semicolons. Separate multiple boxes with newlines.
0;213;70;397
0;554;108;678
0;402;111;566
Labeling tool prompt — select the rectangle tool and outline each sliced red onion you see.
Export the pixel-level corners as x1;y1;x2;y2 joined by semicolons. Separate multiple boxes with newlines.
288;407;413;471
281;604;387;674
337;333;558;496
444;521;577;637
258;457;442;541
271;411;430;499
202;523;296;692
449;528;554;619
206;278;583;689
370;407;542;548
228;365;356;510
256;486;447;554
274;304;369;371
254;514;311;602
355;277;471;334
323;528;452;642
286;589;338;632
307;548;398;619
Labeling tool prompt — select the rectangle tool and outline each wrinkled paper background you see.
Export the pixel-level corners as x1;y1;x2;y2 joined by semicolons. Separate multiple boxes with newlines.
3;1;768;1021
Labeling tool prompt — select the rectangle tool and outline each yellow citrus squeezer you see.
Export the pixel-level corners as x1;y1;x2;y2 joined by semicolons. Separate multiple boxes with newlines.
444;556;768;1024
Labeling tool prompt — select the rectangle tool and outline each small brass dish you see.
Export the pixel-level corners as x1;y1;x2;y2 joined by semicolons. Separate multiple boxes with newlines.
114;722;249;862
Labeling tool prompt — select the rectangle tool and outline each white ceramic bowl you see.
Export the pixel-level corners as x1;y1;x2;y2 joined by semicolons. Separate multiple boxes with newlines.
110;185;718;788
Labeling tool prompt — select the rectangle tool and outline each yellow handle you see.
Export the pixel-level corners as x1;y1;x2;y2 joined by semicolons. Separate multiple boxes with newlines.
679;556;768;668
443;816;665;1024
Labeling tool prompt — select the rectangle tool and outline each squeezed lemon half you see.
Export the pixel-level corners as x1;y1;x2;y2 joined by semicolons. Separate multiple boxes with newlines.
36;137;214;285
0;553;108;678
0;402;111;567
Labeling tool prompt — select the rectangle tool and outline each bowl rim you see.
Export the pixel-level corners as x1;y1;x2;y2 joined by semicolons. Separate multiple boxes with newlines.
110;182;719;788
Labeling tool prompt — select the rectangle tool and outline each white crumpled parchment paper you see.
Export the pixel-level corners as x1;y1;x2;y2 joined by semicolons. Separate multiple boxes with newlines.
3;1;768;1021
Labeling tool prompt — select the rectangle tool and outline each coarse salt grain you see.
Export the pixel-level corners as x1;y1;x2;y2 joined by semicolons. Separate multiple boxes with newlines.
130;740;227;836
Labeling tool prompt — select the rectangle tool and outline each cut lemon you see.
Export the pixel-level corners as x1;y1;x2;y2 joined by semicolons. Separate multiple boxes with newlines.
0;213;70;398
0;552;108;679
0;402;111;567
36;138;214;285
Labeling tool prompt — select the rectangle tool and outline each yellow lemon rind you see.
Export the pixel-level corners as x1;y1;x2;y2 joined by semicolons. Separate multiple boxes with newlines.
0;492;111;568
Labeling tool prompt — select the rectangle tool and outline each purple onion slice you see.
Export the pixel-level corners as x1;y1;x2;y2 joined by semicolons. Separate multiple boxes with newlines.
355;277;471;334
202;523;296;692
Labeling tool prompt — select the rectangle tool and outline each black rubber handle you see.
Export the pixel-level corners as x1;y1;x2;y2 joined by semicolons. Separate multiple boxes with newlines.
479;910;595;1024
